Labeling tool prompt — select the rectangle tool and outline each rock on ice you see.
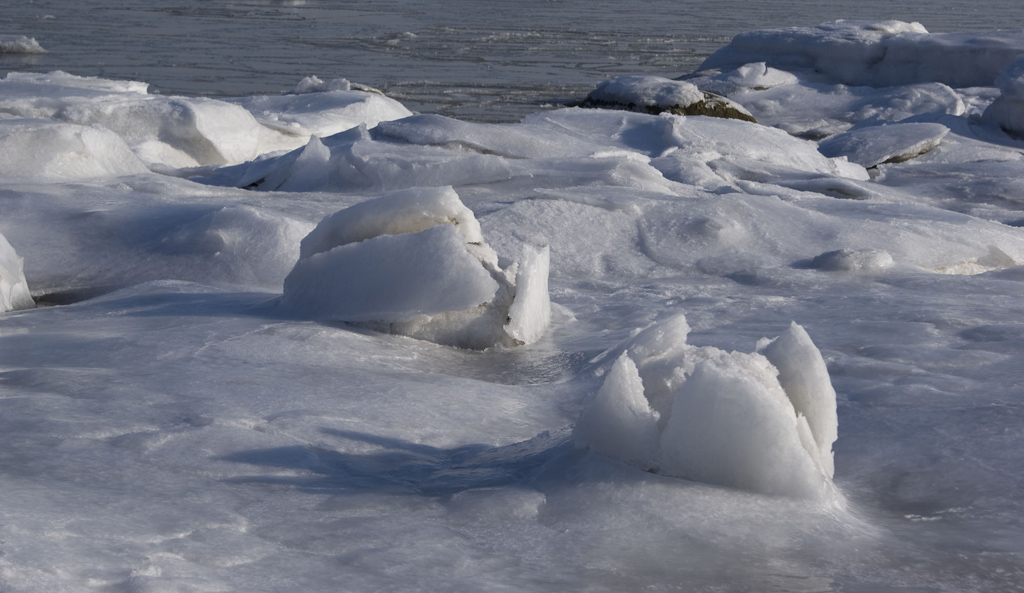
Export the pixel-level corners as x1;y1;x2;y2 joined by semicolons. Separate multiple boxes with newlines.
577;75;756;122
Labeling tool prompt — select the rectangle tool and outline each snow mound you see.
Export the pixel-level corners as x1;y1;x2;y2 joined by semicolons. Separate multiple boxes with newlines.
0;231;34;312
576;315;838;501
818;122;948;167
282;186;550;349
578;75;755;122
0;117;148;180
0;35;47;55
698;20;1024;88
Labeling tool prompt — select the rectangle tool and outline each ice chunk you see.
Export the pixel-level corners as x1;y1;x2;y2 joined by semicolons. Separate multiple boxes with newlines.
283;187;549;348
504;244;551;345
982;57;1024;137
292;76;352;94
576;315;838;501
574;353;660;469
759;323;838;477
0;118;148;180
283;223;500;323
818;123;948;167
230;79;413;149
298;186;483;259
58;95;262;168
659;352;830;499
201;125;514;194
0;35;47;55
0;231;34;312
0;72;263;168
699;20;1024;88
689;62;798;96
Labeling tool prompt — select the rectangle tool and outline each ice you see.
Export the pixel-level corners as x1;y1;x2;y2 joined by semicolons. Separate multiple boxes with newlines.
687;68;966;139
297;185;484;258
981;56;1024;137
0;35;47;55
5;18;1024;590
698;20;1024;88
228;78;413;152
201;123;516;193
282;187;550;348
283;223;501;321
0;72;410;171
759;322;838;477
0;117;148;179
574;353;660;469
504;244;551;345
817;122;949;167
0;230;34;312
577;315;837;501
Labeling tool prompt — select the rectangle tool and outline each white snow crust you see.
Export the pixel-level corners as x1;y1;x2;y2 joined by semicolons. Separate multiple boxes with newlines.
5;21;1024;591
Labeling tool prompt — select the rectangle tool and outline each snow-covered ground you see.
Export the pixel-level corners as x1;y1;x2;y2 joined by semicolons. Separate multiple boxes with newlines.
2;19;1024;593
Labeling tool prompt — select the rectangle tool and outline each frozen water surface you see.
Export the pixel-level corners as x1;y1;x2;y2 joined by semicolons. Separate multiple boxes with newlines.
2;5;1024;593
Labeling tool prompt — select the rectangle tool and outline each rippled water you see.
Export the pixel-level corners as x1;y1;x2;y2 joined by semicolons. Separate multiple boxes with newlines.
2;0;1023;121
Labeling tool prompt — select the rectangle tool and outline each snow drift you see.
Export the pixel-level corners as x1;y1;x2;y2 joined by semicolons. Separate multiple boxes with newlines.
576;315;838;501
282;186;550;349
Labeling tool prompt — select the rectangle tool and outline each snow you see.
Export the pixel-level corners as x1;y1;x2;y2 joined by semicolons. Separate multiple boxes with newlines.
3;16;1024;593
586;75;704;109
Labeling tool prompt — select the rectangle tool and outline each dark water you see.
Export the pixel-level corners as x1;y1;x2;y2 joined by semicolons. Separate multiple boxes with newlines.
2;0;1023;121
